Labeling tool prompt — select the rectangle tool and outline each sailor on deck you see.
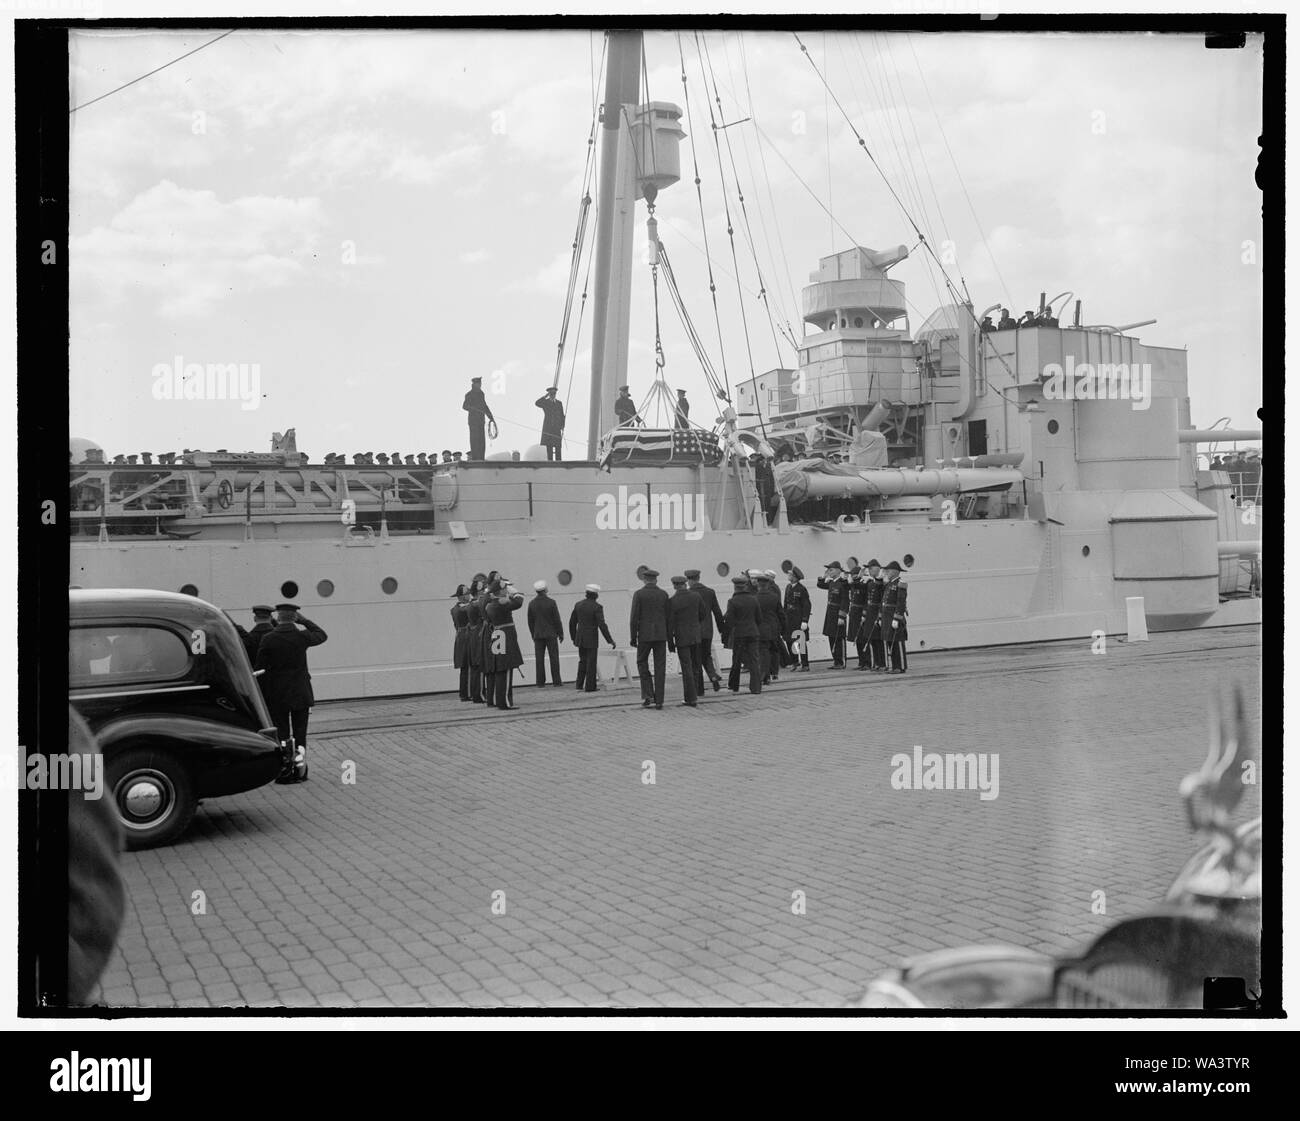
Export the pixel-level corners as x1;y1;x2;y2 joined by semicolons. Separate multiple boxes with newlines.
674;389;690;430
535;386;565;462
462;377;495;461
526;579;564;687
614;385;642;427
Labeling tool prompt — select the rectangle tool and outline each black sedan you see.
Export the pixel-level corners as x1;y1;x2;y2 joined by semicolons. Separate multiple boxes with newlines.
69;589;285;848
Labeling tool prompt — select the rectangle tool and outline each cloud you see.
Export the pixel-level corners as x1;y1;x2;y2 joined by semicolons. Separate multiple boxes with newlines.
71;179;327;317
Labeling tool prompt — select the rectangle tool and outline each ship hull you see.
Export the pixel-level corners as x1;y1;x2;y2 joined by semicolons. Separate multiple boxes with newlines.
71;518;1260;700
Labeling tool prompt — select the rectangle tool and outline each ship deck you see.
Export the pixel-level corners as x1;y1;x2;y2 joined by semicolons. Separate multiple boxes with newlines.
94;625;1261;1010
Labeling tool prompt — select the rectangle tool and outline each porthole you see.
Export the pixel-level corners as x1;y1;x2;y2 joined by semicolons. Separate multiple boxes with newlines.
716;561;730;578
280;580;299;599
903;554;915;569
1081;546;1091;558
635;564;649;580
557;569;573;587
1047;419;1060;435
780;559;793;573
179;583;198;597
854;317;864;328
381;577;398;595
317;579;335;597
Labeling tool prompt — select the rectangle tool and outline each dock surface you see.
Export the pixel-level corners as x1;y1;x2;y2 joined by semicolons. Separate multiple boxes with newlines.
94;627;1262;1009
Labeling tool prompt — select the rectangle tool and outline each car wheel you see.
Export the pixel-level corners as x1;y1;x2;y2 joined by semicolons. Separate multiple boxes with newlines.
107;748;196;849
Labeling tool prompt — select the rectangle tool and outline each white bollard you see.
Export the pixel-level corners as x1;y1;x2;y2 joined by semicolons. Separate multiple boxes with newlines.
1125;596;1149;642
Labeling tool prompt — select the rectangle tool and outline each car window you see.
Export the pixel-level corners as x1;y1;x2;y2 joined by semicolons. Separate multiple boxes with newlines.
69;625;190;685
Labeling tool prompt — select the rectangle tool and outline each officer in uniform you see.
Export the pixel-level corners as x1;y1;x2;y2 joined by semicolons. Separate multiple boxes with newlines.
465;575;488;702
451;585;473;700
783;567;811;671
859;560;886;671
667;575;706;707
674;389;690;429
880;560;909;673
569;584;616;692
816;561;849;667
484;578;526;709
755;571;787;683
630;568;671;709
723;575;762;694
254;604;328;783
845;558;868;660
685;569;724;693
462;376;496;461
614;385;642;427
526;579;564;686
232;604;275;663
535;386;566;462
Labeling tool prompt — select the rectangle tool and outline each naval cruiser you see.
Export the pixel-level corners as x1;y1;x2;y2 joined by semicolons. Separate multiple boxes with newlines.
69;31;1262;700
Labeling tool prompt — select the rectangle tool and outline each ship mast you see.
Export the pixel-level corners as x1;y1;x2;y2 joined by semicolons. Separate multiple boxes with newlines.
586;32;643;459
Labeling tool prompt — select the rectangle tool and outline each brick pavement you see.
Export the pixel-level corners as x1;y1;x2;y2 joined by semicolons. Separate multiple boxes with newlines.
93;627;1261;1009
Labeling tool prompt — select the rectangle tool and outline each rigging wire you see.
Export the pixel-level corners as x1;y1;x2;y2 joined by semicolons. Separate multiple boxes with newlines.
904;32;1016;312
737;33;803;343
694;31;752;411
675;32;733;404
700;32;792;374
71;29;237;113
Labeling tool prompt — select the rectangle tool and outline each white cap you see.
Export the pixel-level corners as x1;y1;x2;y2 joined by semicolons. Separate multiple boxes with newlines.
533;580;548;592
764;569;778;579
585;583;601;593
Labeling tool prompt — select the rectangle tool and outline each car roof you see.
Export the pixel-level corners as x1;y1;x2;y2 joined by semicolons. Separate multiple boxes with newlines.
69;588;229;625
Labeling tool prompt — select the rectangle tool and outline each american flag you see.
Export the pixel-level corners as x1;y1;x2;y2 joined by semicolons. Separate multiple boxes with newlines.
604;428;722;465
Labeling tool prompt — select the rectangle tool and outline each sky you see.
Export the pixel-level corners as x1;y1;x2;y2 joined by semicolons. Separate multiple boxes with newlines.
67;26;1264;461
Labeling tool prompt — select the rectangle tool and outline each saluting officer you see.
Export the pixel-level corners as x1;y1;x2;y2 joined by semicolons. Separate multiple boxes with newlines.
569;584;616;692
816;561;849;667
465;574;488;703
667;575;706;708
254;604;328;783
451;585;473;701
630;568;671;709
783;568;811;671
685;569;724;693
535;386;565;462
484;578;526;709
880;560;909;674
723;575;763;694
860;559;886;671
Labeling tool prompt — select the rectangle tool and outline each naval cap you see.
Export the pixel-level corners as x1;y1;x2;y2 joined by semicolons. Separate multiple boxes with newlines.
533;580;548;592
641;568;659;579
867;559;881;568
619;385;630;392
670;575;687;586
451;585;466;599
885;560;902;572
683;569;701;579
730;575;750;586
789;566;803;580
763;569;778;579
585;583;601;593
251;604;273;615
824;560;842;570
275;603;299;612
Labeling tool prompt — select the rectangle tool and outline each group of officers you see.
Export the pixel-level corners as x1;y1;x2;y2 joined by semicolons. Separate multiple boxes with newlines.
446;558;910;712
